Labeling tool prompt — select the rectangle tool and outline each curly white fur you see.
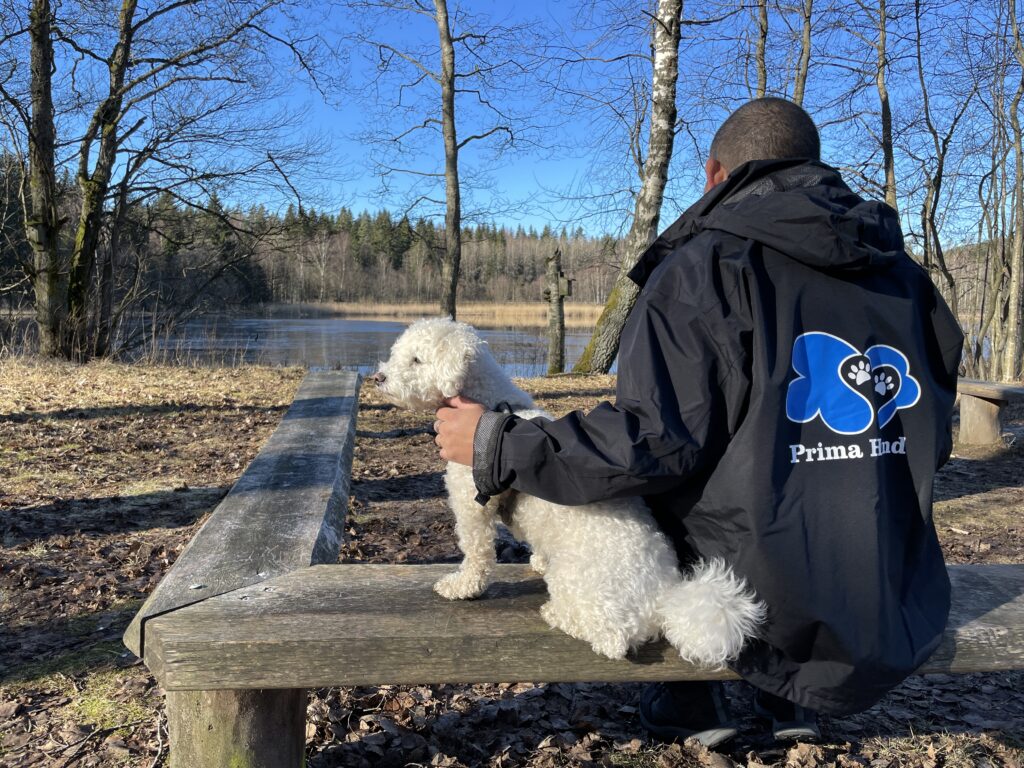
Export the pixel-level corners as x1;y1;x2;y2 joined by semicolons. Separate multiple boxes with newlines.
376;318;765;666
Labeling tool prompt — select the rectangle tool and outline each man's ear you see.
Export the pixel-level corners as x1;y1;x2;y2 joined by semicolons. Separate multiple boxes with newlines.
705;157;728;192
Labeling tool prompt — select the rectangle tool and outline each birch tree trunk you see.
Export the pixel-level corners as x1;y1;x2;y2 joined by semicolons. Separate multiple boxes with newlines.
24;0;65;357
436;0;462;321
755;0;769;97
546;248;564;375
793;0;813;105
572;0;682;374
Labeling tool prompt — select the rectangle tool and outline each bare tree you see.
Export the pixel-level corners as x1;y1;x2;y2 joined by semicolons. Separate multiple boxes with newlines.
698;0;818;108
572;0;682;373
17;0;64;356
345;0;534;320
909;0;975;320
1002;0;1024;379
435;0;462;319
0;0;327;358
854;0;900;211
954;0;1024;381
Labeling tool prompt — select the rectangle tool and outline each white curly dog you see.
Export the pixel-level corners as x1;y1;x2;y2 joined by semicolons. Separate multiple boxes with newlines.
374;317;764;665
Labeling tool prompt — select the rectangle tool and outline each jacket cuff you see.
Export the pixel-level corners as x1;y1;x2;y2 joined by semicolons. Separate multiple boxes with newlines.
472;410;517;497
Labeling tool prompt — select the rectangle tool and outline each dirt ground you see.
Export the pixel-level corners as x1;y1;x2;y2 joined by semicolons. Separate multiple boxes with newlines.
0;360;1022;767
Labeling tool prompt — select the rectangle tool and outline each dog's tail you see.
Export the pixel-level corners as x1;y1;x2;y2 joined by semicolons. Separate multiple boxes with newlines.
656;558;766;668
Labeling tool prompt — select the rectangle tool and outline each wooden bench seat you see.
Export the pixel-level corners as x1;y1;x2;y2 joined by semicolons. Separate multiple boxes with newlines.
145;562;1024;692
958;378;1024;445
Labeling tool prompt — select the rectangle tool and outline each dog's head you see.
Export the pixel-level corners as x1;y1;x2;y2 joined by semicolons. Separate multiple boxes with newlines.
373;318;484;411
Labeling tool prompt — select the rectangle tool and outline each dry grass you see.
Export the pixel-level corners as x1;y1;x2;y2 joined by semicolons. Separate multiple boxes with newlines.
313;301;604;328
0;358;304;504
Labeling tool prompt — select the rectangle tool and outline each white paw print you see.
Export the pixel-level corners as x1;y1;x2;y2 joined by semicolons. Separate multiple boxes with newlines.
847;360;872;385
874;372;895;395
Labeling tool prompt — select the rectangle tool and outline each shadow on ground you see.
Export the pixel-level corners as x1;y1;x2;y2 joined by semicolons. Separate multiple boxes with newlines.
0;402;286;424
353;472;445;502
1;486;227;544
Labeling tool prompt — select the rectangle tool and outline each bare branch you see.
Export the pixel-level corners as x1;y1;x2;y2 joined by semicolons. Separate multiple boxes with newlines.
456;124;512;150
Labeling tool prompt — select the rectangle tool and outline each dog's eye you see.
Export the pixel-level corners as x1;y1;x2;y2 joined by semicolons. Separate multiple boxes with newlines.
412;356;421;364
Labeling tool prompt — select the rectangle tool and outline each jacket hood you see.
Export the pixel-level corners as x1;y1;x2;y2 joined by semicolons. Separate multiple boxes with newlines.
629;159;906;287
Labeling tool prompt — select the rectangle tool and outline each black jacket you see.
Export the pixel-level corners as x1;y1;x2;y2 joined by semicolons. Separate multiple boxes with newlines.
474;158;963;714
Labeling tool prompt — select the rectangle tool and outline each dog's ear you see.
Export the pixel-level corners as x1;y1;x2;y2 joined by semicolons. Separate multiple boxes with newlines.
436;323;483;399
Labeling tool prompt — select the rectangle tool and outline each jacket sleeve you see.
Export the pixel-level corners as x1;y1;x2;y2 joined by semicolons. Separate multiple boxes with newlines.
473;271;746;506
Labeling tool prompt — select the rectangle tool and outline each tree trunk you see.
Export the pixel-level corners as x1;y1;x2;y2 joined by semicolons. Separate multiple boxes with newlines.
94;181;129;358
755;0;769;97
573;0;682;374
876;0;898;212
793;0;812;105
912;0;969;325
1003;0;1024;381
25;0;65;357
436;0;461;321
546;248;565;375
65;0;138;359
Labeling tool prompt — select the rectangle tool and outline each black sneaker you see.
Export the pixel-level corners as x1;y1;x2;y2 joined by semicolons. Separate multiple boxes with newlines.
752;689;820;741
639;681;738;748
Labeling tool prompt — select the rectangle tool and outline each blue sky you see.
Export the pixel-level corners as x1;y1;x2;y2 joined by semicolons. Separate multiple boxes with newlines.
4;0;989;244
41;0;964;243
279;0;997;250
286;0;900;238
273;0;703;236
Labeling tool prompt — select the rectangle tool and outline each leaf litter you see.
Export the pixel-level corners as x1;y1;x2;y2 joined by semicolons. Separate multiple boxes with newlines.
1;361;1022;766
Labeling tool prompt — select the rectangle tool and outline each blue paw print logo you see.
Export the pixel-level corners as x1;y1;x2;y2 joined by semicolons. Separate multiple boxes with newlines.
786;332;921;434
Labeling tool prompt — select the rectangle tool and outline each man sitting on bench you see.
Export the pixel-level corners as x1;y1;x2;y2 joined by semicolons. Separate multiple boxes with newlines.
434;98;964;746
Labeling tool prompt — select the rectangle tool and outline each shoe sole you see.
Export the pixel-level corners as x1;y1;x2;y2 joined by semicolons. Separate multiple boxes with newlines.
638;706;738;748
774;725;821;741
752;700;821;742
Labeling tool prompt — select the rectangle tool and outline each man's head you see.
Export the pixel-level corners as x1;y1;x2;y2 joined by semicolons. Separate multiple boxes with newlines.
704;97;820;191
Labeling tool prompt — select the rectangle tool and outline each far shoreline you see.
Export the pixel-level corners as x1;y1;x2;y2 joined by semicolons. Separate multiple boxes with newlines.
257;301;604;329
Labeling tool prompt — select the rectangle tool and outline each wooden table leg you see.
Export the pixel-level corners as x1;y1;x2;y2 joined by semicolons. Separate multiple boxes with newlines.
959;394;1004;445
166;688;306;768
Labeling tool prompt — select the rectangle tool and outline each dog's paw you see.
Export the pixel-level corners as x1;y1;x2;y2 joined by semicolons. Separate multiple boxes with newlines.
588;634;630;660
539;601;561;627
433;571;488;600
529;553;548;575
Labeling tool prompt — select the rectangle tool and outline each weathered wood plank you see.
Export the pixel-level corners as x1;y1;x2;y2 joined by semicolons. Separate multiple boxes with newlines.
960;394;1003;445
958;378;1024;402
124;370;361;658
165;689;305;768
144;563;1024;691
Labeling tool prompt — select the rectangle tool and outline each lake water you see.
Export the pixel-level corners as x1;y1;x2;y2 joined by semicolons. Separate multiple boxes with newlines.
162;308;599;377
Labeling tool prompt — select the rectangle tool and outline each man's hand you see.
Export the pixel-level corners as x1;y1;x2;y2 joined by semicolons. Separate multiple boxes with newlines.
434;396;486;465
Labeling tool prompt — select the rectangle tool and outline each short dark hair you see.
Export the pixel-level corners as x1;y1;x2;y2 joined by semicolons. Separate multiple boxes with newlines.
709;97;820;172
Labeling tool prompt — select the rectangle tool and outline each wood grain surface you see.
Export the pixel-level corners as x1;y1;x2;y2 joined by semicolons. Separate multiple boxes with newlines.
124;370;361;658
145;563;1024;691
958;378;1024;402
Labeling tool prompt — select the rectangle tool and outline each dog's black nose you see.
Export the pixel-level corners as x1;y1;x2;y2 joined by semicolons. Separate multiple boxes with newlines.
370;372;386;385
